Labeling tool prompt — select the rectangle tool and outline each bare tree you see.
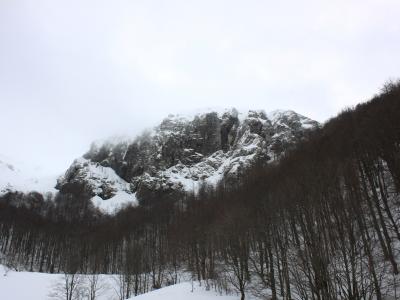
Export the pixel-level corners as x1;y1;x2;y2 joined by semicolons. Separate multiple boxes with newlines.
85;274;109;300
48;273;84;300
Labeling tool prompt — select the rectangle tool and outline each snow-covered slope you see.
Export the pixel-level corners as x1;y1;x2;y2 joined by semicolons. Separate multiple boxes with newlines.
0;265;241;300
57;108;318;208
0;155;58;196
0;265;118;300
0;264;55;300
129;282;240;300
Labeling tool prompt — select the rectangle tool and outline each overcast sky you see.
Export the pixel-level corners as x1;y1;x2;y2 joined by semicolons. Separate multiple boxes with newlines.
1;0;399;175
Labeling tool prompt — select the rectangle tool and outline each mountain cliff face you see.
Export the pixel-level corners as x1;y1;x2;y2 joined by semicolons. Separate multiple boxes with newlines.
56;108;318;209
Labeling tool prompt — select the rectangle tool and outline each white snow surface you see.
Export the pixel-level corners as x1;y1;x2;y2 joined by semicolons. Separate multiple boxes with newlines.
0;265;242;300
0;265;117;300
0;154;58;196
0;264;55;300
129;282;239;300
91;191;137;215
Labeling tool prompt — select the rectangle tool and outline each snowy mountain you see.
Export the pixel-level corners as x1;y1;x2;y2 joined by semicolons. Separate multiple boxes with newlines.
0;155;58;196
56;108;318;209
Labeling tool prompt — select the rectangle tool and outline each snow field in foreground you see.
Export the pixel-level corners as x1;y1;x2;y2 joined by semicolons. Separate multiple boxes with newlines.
0;265;241;300
128;282;238;300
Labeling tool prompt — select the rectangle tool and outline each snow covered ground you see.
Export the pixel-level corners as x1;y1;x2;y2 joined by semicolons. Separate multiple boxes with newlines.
0;265;242;300
129;282;239;300
0;264;55;300
0;265;116;300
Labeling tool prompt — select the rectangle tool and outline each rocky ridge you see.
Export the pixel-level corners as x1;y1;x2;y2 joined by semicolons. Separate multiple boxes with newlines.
56;108;319;207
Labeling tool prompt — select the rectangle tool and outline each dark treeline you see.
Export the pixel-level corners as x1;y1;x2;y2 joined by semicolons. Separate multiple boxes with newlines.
1;82;400;299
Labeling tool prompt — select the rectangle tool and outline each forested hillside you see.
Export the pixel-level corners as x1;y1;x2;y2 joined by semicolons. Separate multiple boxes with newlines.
1;82;400;300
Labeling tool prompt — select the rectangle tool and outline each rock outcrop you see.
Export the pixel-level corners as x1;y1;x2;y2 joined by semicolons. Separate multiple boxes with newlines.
56;108;319;206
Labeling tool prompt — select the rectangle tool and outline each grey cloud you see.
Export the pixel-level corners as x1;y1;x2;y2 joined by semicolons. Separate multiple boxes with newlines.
0;0;399;174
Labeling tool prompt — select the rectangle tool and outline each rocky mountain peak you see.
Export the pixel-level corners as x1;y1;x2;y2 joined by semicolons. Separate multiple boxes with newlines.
55;108;318;212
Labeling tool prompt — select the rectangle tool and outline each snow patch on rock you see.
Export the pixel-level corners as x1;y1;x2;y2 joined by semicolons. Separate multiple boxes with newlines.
91;191;137;215
57;158;134;200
